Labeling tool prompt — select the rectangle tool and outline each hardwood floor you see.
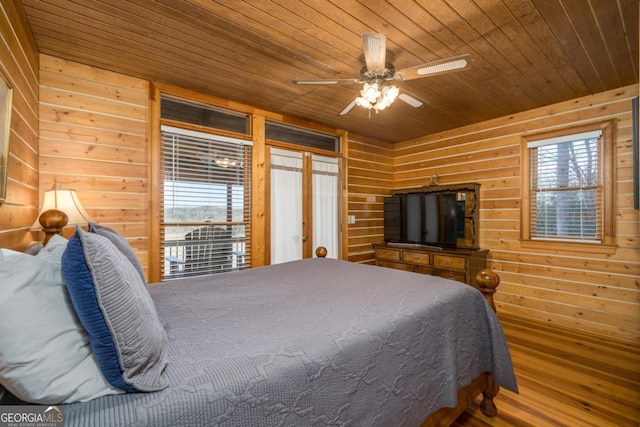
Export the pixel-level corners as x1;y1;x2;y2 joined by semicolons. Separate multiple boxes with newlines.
453;313;640;427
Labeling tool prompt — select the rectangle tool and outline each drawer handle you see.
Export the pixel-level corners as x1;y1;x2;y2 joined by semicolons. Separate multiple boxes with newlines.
446;260;452;265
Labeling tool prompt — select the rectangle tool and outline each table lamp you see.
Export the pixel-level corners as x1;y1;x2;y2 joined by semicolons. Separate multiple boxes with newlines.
30;185;92;245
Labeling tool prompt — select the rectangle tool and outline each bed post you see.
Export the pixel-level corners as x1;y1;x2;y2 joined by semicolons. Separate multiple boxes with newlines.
476;269;499;312
475;268;501;417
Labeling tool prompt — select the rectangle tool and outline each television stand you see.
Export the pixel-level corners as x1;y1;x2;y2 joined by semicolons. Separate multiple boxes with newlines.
373;243;488;287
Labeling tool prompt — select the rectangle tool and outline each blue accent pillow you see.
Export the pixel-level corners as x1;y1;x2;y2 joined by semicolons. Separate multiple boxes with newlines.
61;226;168;392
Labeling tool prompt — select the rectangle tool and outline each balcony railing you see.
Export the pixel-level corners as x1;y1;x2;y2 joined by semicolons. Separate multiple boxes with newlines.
163;237;246;280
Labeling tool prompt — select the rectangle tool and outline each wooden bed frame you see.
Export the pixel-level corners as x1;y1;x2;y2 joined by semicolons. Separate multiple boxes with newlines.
421;272;501;426
321;246;502;427
1;232;502;426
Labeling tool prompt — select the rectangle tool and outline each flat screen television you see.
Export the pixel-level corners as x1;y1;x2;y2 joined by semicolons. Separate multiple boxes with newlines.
383;192;463;248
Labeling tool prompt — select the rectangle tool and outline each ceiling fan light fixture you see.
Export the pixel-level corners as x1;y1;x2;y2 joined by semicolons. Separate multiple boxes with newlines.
355;96;372;108
377;86;399;111
293;33;470;116
355;83;399;113
375;99;389;111
361;82;381;102
382;85;399;103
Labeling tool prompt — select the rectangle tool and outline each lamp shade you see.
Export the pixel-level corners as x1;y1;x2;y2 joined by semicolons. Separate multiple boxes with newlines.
31;189;93;231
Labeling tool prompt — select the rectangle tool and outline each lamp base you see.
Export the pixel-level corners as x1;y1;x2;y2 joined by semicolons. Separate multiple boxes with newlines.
39;209;69;245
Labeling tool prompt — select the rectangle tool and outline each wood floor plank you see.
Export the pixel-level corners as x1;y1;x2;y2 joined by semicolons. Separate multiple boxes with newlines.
453;313;640;426
508;350;640;408
500;317;640;377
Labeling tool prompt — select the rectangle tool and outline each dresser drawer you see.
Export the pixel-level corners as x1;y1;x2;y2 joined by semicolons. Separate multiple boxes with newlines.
433;254;466;270
415;265;436;275
402;251;430;266
376;248;400;262
434;269;467;283
378;260;414;272
373;244;487;287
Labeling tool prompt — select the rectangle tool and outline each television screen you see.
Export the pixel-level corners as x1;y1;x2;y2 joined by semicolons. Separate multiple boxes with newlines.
403;194;423;242
383;192;458;248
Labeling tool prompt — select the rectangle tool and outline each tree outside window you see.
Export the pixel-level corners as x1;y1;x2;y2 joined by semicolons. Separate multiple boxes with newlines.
521;122;615;250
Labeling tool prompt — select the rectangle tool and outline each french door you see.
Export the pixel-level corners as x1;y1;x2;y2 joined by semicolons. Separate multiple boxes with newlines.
269;147;340;264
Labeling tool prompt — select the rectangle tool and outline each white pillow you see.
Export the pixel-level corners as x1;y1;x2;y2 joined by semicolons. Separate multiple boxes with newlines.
43;233;69;257
0;241;122;404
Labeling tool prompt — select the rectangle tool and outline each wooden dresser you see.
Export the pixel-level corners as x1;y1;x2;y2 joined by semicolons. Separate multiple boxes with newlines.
373;243;488;287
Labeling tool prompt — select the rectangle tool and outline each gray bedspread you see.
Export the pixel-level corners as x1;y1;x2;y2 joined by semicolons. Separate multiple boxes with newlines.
61;258;518;426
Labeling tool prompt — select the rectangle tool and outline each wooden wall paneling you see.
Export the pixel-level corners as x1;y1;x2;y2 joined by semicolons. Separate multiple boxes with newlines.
346;136;394;264
0;0;39;247
393;85;640;343
38;54;150;277
614;112;638;250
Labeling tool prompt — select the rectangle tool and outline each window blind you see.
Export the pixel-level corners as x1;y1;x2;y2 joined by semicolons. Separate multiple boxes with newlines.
529;130;601;241
161;125;252;279
527;130;602;148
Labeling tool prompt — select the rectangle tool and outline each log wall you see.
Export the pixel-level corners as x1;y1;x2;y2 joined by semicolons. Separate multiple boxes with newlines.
394;85;640;343
346;135;394;264
38;55;150;276
0;0;39;248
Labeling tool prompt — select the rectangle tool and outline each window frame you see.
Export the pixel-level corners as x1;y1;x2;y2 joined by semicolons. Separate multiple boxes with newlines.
159;125;252;280
520;121;616;253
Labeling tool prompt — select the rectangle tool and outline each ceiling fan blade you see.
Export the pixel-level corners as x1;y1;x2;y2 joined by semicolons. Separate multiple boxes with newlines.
339;98;358;116
398;92;426;108
394;54;471;81
362;33;387;72
293;78;359;85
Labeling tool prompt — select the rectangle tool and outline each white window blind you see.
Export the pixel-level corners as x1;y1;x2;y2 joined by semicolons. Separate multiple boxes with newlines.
161;125;251;279
528;130;602;242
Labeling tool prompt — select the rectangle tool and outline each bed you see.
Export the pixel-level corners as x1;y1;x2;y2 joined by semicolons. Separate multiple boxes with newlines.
0;228;518;427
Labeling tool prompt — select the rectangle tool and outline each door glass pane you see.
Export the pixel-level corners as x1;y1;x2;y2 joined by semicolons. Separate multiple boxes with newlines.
270;148;303;264
312;155;340;258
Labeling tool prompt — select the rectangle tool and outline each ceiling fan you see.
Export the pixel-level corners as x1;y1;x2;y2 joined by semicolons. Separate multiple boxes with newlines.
293;33;471;116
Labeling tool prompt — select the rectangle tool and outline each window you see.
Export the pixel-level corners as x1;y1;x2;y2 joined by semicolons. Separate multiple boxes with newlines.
161;125;252;279
522;122;615;249
161;96;249;134
266;121;340;152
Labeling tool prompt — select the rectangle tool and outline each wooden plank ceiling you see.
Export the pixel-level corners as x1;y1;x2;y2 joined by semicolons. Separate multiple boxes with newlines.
19;0;639;143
